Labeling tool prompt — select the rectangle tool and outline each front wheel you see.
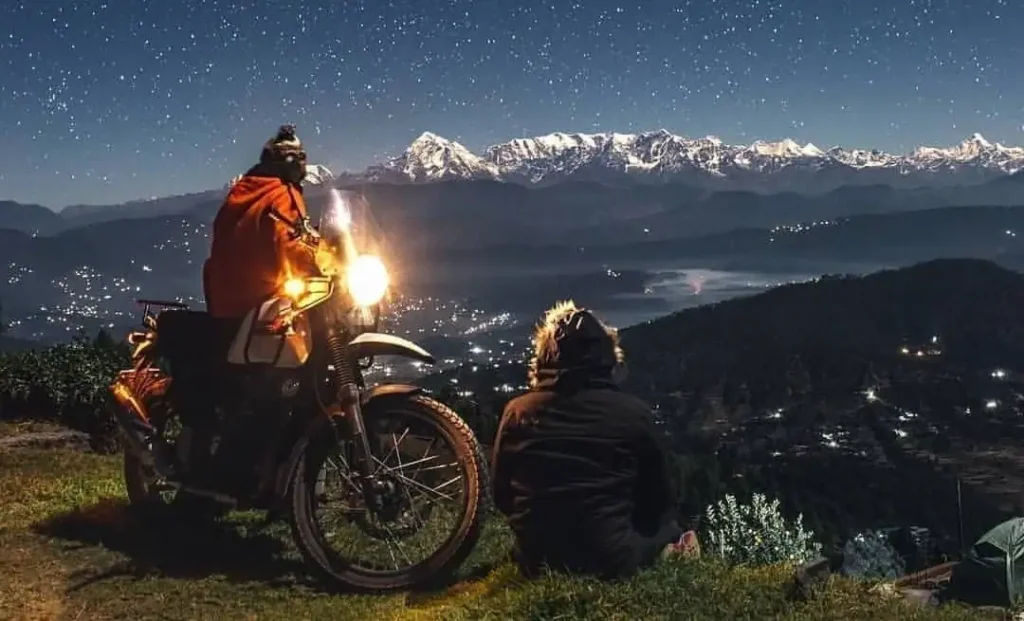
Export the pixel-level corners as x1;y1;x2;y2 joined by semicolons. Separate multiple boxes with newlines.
288;393;488;591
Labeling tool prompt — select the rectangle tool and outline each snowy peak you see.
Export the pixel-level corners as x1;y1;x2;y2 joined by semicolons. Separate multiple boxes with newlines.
746;138;823;158
953;133;994;158
379;132;498;182
303;163;335;186
969;133;993;149
408;131;466;154
368;130;1024;190
913;133;1010;160
486;131;601;164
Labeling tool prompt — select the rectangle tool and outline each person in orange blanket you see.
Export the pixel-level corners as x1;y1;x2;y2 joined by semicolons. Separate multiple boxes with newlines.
203;124;326;318
196;125;329;496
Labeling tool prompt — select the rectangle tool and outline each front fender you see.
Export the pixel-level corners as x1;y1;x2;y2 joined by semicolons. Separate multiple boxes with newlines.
360;382;424;406
349;332;436;365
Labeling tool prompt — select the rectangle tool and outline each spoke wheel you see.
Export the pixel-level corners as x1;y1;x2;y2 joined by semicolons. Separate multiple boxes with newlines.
289;393;488;591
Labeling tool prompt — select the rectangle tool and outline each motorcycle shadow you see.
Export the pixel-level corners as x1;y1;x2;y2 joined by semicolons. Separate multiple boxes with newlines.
31;498;311;590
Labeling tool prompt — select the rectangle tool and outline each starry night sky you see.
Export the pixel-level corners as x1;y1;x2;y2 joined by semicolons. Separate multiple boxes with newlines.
2;0;1022;208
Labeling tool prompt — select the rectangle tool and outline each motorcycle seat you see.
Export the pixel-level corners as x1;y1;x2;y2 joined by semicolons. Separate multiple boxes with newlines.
156;310;240;371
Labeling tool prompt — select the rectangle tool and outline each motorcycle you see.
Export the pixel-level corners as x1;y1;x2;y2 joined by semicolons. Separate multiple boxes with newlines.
108;189;488;591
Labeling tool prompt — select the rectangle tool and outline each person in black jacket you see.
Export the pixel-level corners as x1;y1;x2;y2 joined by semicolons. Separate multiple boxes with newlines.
491;300;685;580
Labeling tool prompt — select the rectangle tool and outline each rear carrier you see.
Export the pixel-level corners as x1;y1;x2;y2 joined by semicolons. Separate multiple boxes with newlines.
110;368;168;471
109;298;186;473
136;298;190;330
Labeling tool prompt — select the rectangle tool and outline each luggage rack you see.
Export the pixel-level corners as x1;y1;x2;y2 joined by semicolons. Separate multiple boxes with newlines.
135;298;190;330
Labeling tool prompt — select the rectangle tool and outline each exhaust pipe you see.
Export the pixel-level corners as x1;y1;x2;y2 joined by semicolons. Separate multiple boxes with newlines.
110;378;172;477
165;483;237;506
112;377;236;505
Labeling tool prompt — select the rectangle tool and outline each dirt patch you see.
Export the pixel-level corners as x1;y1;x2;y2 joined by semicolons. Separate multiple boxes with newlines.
0;421;68;437
0;430;91;451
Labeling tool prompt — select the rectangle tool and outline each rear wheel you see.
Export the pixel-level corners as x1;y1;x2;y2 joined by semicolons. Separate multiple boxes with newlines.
288;393;487;591
124;450;226;521
121;375;226;521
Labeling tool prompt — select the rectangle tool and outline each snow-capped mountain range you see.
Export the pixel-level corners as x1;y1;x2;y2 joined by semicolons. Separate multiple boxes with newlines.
363;130;1024;192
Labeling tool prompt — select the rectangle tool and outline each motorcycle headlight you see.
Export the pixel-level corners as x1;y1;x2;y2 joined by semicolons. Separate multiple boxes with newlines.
346;254;389;307
282;278;306;299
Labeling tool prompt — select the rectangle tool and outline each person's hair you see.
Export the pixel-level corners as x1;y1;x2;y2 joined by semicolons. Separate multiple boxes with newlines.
527;299;624;389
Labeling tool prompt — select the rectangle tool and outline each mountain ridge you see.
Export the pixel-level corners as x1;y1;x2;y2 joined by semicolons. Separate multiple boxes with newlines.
366;130;1024;191
8;131;1024;235
7;172;1024;244
0;165;338;235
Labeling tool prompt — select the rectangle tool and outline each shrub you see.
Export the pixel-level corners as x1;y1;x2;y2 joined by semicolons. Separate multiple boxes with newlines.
841;529;906;580
702;492;822;566
0;332;126;451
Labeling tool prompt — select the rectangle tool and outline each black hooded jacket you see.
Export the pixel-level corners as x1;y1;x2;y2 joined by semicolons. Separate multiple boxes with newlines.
491;365;682;579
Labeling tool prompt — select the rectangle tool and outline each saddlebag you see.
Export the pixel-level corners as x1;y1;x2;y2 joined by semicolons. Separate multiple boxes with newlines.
226;297;312;368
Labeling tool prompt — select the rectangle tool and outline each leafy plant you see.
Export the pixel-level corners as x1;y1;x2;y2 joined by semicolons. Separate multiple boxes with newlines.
702;492;822;566
840;529;906;580
0;331;127;450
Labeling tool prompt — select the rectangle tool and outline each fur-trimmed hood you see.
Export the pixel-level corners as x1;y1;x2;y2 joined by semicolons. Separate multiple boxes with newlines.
527;300;625;390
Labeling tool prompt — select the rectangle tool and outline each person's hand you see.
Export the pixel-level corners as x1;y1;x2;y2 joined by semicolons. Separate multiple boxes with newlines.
662;530;701;560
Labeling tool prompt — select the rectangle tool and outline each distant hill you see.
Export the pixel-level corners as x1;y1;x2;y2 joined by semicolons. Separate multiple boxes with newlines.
622;204;1024;264
342;178;1024;253
4;215;204;271
621;258;1024;395
6;200;1024;330
422;259;1024;561
418;204;1024;269
0;200;63;235
0;192;222;236
60;190;223;229
7;170;1024;242
573;178;1024;244
0;215;207;324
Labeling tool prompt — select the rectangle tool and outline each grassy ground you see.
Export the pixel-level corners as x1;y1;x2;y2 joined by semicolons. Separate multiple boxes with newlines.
0;420;68;437
0;443;997;621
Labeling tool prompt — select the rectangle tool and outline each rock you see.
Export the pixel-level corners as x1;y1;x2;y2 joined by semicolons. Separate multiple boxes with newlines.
900;588;939;607
869;582;898;598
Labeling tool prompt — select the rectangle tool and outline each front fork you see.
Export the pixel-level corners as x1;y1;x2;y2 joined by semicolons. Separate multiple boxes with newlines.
323;324;383;509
